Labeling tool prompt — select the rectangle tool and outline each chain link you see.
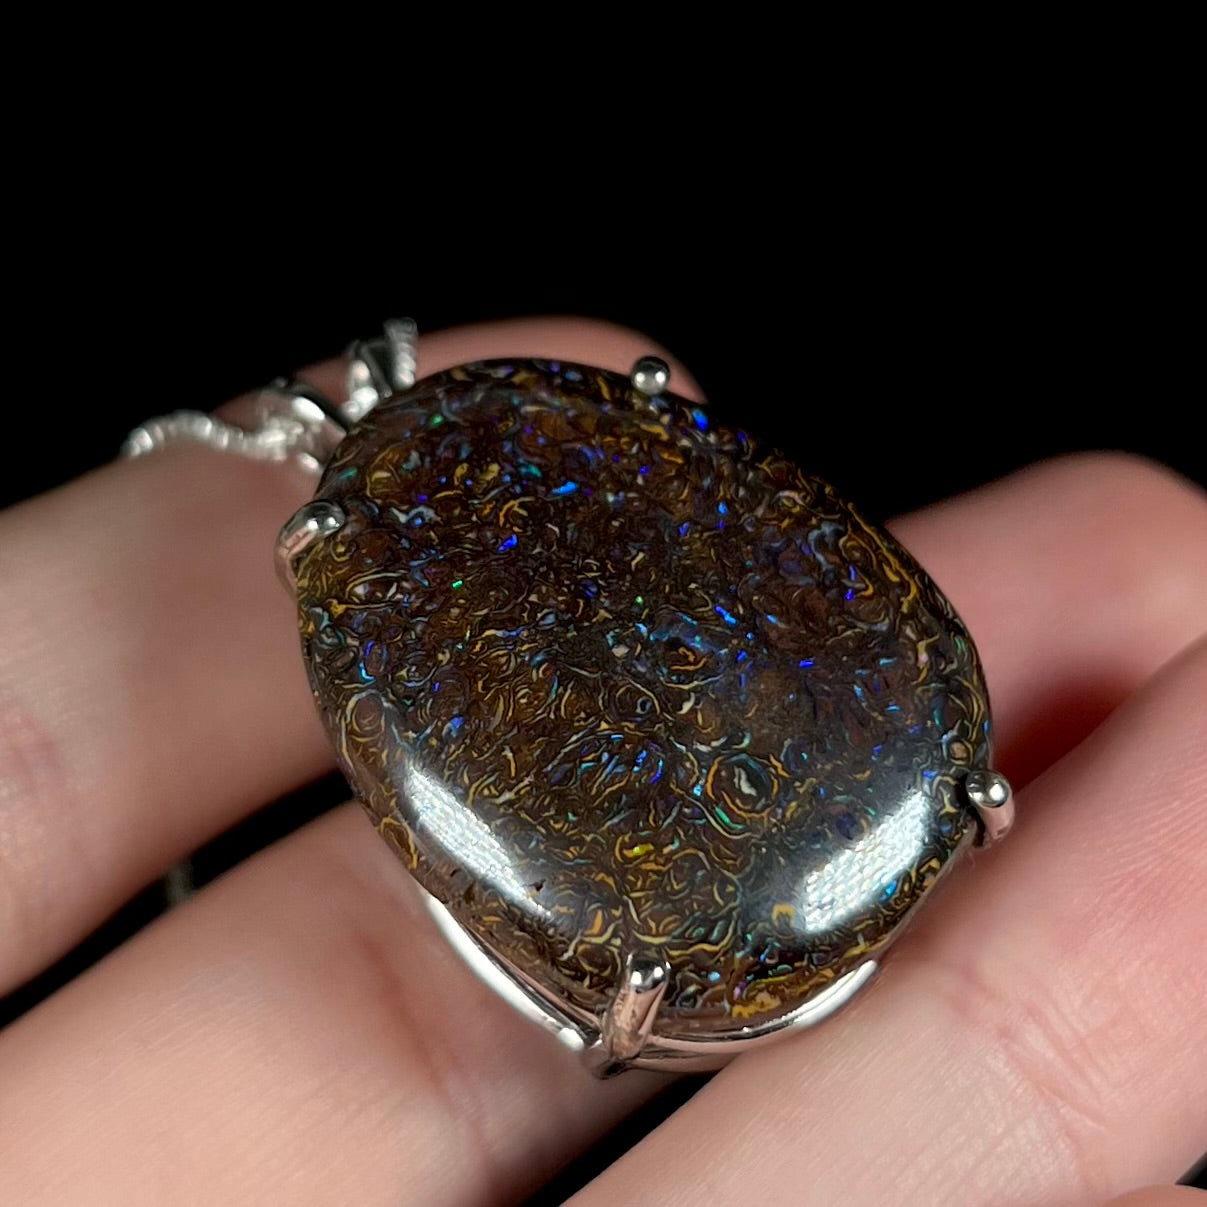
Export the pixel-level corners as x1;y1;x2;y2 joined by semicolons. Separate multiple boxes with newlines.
120;319;420;475
121;406;313;465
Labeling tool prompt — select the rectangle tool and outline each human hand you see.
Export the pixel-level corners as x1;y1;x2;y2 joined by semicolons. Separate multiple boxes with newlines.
1;319;1204;1205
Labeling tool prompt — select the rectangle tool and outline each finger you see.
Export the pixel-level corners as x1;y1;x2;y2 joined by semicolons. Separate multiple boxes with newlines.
5;437;1203;996
889;452;1207;785
567;636;1207;1207
0;318;701;992
0;805;666;1206
2;458;1197;1197
2;468;1204;1206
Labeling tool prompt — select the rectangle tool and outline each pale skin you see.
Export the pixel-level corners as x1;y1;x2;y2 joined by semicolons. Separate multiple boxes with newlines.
0;319;1204;1207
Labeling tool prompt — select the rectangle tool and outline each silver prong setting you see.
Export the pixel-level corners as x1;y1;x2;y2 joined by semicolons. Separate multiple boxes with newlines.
419;878;881;1074
964;768;1014;846
606;954;670;1060
630;355;671;398
275;499;346;589
585;953;670;1076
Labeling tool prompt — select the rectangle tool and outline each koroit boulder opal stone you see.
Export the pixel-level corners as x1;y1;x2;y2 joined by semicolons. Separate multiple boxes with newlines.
293;360;991;1038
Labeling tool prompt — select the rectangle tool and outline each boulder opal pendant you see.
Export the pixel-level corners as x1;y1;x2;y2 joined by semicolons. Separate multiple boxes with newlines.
277;325;1014;1074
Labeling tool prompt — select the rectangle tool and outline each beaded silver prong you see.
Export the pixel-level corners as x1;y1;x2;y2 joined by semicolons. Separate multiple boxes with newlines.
275;499;346;589
630;355;671;398
964;769;1015;846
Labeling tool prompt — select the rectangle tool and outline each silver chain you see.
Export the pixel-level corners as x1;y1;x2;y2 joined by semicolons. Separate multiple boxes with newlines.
121;319;419;474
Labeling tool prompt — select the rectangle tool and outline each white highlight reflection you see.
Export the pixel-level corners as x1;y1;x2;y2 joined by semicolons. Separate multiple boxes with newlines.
402;763;548;918
797;789;930;934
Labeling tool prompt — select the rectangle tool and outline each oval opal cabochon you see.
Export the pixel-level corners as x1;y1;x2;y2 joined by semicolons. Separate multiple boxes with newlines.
293;360;992;1036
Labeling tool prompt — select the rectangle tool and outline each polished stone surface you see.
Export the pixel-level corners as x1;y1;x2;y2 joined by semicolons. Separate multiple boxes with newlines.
293;360;992;1036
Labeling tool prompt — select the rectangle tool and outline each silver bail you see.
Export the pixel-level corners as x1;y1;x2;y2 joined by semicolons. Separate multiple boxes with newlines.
345;317;419;422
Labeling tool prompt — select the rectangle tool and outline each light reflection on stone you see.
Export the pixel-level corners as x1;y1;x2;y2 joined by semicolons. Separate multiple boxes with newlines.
401;762;549;919
796;789;930;934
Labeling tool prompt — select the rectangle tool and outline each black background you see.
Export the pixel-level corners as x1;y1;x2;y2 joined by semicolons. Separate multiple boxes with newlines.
2;188;1203;1196
4;224;1203;514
